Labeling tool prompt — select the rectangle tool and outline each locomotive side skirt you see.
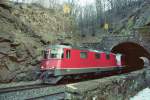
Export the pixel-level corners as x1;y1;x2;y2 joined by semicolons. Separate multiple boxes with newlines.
54;67;124;76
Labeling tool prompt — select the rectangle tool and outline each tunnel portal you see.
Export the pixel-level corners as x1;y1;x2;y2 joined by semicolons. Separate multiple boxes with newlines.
111;42;150;69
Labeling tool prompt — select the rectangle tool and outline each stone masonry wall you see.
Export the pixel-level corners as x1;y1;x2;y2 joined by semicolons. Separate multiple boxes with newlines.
65;67;150;100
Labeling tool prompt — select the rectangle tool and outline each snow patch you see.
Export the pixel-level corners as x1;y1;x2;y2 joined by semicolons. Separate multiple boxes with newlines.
130;88;150;100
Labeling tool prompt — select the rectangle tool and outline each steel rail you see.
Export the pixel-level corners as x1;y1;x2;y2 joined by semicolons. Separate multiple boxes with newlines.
0;84;51;94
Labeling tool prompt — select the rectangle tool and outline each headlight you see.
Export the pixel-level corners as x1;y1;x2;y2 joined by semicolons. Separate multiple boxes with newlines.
41;66;44;69
51;66;55;69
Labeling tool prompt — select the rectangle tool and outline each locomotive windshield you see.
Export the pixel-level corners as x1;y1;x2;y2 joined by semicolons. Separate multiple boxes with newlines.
43;48;63;59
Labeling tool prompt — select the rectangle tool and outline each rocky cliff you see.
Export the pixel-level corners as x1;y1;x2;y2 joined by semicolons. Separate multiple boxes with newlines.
113;1;150;34
0;2;75;82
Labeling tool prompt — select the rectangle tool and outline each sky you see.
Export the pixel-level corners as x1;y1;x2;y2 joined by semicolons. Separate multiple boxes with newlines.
10;0;111;11
10;0;96;7
77;0;95;7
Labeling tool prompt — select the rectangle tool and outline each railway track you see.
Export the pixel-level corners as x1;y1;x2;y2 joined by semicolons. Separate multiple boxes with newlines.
0;84;64;99
0;83;66;100
0;84;50;94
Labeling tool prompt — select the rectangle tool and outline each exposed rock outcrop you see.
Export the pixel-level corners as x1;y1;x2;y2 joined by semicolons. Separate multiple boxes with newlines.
0;2;74;82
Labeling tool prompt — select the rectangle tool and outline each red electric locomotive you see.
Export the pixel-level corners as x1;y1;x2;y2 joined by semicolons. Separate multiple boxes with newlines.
40;44;125;84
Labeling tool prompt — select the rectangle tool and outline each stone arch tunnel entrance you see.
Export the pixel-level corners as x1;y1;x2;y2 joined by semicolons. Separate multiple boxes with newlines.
111;42;150;69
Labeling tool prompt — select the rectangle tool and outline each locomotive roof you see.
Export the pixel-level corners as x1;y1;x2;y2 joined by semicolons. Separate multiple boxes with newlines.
46;45;115;54
46;45;72;49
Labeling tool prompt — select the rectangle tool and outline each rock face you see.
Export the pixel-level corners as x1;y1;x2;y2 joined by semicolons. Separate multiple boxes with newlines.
0;2;74;82
112;1;150;34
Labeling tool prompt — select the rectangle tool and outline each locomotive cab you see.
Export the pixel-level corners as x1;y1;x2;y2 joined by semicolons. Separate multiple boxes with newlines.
40;45;72;70
41;46;64;70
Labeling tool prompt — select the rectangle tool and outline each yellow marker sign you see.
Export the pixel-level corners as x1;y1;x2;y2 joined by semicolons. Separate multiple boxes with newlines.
63;4;71;14
104;23;109;30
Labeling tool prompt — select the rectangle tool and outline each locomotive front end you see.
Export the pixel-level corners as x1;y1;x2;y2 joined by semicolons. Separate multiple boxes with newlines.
40;46;63;70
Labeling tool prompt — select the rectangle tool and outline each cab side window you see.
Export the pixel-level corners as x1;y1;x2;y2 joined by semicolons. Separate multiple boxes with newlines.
80;52;88;59
66;50;71;59
95;53;100;59
61;53;64;58
106;54;110;60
